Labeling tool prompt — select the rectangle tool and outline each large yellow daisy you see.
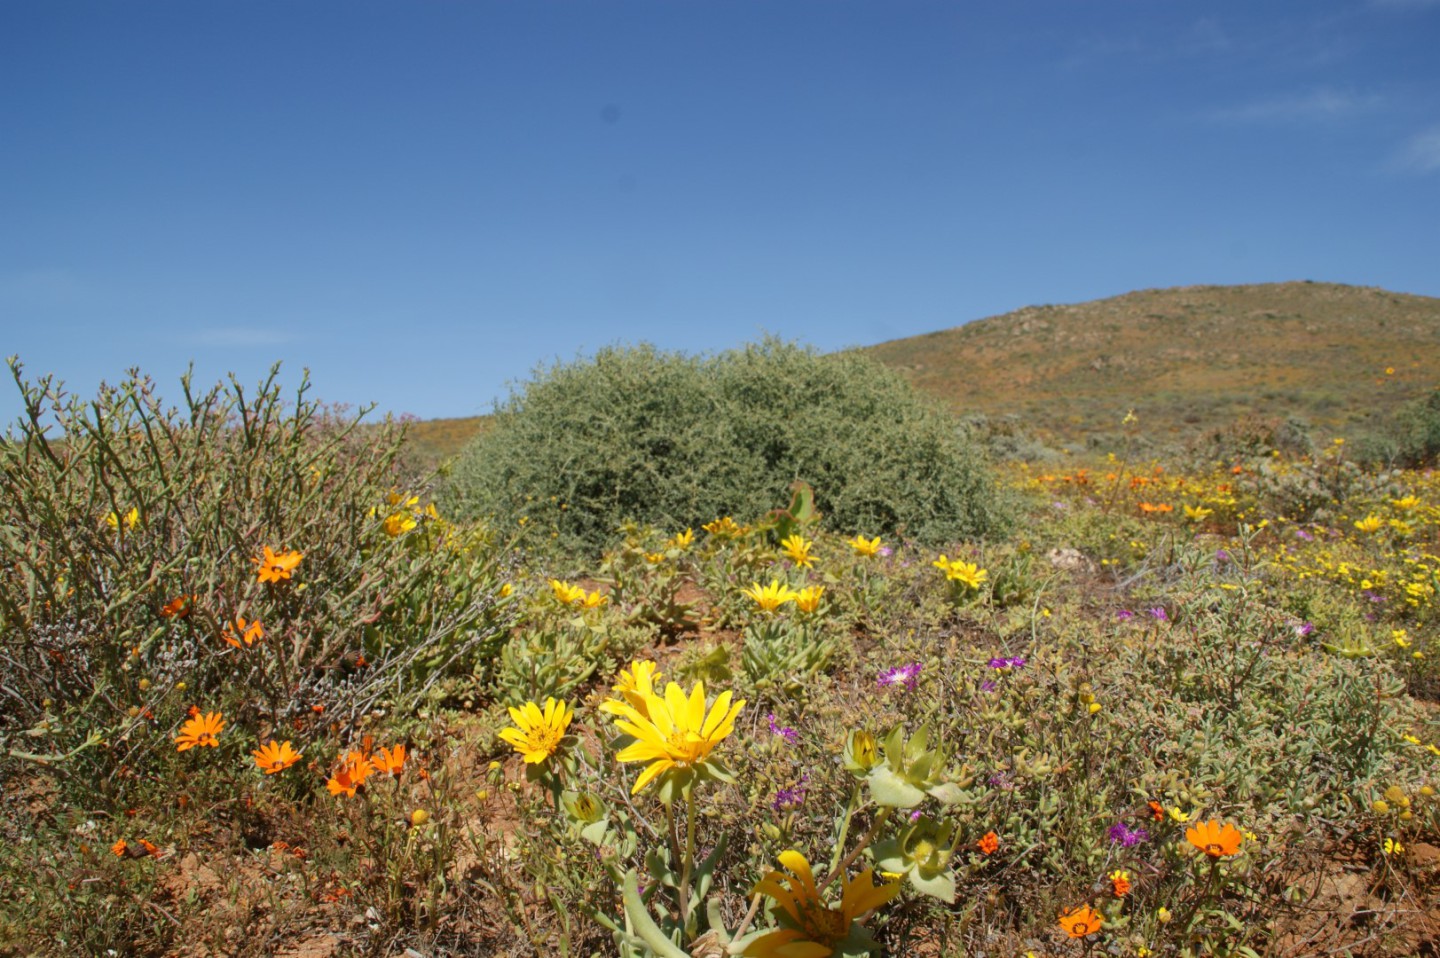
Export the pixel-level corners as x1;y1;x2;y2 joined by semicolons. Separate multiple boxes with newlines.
743;850;900;957
609;680;744;794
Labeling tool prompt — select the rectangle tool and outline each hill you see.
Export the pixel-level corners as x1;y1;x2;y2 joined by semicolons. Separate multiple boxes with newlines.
403;282;1440;465
861;281;1440;441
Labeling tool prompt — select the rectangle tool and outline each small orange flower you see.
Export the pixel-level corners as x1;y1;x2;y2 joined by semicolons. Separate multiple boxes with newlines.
1109;869;1132;896
1147;800;1164;821
253;546;304;584
252;740;302;774
223;616;264;649
326;750;374;797
1058;904;1103;938
1138;502;1173;514
111;838;127;857
174;711;225;751
138;839;160;857
1185;820;1243;858
370;744;406;777
159;594;196;618
977;831;999;855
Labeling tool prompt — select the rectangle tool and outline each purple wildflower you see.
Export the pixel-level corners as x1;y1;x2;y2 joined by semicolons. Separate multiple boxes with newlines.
987;771;1014;791
773;787;806;811
772;774;809;811
878;546;894;557
1215;549;1230;563
988;656;1027;670
878;662;923;690
1296;528;1314;542
766;713;798;743
1115;609;1135;622
1148;607;1168;621
1295;621;1315;637
1107;822;1150;847
908;809;923;822
979;680;997;693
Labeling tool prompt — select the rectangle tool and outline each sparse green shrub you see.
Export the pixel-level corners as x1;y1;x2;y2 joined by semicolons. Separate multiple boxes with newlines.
442;339;1009;554
0;360;510;791
1384;387;1440;467
1185;414;1314;468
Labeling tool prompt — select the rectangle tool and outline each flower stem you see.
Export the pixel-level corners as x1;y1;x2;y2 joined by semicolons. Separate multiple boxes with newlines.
678;790;698;935
827;782;863;878
820;806;892;893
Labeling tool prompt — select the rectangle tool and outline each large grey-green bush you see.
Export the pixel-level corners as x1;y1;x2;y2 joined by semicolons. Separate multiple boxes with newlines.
443;339;1008;553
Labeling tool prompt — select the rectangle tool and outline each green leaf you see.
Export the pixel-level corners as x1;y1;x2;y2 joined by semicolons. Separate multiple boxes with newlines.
580;820;611;844
620;871;690;958
867;766;925;808
926;782;965;805
909;867;956;903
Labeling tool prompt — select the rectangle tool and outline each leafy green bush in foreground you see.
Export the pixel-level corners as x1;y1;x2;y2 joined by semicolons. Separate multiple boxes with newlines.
0;360;510;793
443;339;1009;554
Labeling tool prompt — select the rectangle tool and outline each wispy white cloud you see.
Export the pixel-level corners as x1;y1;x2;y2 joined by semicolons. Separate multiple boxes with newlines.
189;327;296;347
1207;89;1384;124
1388;126;1440;174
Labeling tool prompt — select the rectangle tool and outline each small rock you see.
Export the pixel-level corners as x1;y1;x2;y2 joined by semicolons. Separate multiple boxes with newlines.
1047;547;1093;572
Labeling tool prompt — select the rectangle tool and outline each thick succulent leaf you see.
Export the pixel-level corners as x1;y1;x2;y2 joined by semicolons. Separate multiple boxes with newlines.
867;766;926;808
909;867;957;903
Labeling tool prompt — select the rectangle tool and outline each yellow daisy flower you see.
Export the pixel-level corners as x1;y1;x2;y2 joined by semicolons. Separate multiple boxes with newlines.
498;698;573;764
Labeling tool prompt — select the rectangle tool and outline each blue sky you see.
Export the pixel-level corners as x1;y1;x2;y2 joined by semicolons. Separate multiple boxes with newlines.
2;0;1438;424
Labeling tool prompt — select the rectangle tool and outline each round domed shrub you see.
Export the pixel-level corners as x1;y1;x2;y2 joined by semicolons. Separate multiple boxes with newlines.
443;338;1009;554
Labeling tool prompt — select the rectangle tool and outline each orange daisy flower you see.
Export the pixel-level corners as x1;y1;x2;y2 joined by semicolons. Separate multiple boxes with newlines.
175;711;225;751
1058;904;1103;938
253;546;304;584
326;750;374;797
252;740;302;774
111;838;128;857
223;616;264;649
159;594;196;618
370;744;406;777
1147;800;1165;821
977;831;999;855
1185;820;1243;858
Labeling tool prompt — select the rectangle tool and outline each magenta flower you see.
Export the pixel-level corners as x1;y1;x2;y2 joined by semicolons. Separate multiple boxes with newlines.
1115;609;1135;622
1107;822;1150;847
1148;607;1168;621
878;662;922;690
